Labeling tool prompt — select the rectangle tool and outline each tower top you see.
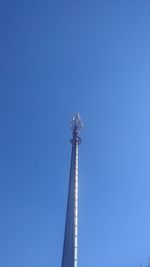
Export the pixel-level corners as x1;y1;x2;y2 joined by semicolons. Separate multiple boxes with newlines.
70;113;83;137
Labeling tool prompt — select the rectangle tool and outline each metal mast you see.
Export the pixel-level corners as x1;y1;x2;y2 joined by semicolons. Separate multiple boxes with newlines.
61;113;83;267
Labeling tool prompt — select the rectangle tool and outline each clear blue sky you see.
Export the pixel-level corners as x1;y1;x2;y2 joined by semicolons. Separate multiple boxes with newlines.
0;1;150;267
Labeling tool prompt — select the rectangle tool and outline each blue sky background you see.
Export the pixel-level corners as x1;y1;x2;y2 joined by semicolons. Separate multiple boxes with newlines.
0;1;150;267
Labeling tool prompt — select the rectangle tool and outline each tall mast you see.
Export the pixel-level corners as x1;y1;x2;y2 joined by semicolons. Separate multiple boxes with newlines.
62;113;83;267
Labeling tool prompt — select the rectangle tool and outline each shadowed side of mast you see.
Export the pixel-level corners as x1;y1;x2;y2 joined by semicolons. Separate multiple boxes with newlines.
61;114;83;267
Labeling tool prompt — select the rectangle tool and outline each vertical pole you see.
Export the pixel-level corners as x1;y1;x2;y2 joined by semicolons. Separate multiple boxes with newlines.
61;114;83;267
74;142;78;267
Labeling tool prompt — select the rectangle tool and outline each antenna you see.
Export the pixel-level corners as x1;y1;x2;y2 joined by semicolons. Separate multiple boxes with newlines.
61;114;83;267
70;113;83;136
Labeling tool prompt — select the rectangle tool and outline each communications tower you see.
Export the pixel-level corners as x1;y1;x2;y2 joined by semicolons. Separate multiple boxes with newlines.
61;113;83;267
